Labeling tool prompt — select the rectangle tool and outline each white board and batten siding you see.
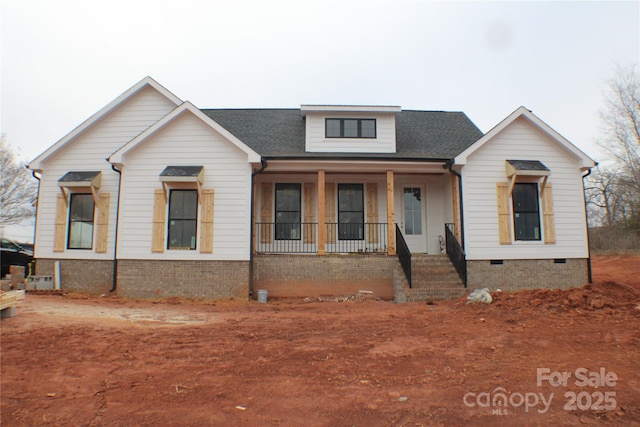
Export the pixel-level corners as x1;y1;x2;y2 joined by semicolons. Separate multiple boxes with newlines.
461;117;589;261
116;112;253;261
33;86;178;260
304;112;397;153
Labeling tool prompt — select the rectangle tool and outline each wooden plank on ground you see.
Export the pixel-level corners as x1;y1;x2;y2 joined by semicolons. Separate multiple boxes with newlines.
0;290;25;311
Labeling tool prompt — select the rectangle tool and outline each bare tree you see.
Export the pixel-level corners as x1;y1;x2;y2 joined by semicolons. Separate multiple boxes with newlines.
0;135;37;227
595;64;640;229
585;165;638;226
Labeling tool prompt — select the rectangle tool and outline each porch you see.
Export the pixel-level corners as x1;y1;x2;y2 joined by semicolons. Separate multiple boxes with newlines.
251;166;467;301
253;167;464;256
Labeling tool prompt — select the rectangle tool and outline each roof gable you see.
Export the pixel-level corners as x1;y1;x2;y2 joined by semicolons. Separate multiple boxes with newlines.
28;77;182;171
454;106;596;170
108;102;261;165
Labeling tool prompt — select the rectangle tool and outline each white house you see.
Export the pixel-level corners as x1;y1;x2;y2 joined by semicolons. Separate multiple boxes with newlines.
27;77;596;301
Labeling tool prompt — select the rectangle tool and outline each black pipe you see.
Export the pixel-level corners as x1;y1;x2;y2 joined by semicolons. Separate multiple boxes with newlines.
445;160;465;250
29;169;41;276
248;159;268;299
109;163;123;292
582;167;595;283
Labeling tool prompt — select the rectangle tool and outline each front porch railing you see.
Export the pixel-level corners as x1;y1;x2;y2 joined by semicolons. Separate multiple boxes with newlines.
255;223;388;254
445;223;467;287
395;224;412;288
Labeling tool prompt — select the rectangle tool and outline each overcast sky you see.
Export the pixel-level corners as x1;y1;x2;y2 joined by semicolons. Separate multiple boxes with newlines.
1;0;639;240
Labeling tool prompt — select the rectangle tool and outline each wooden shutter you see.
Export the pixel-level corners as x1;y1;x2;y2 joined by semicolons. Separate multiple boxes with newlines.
200;189;215;253
303;183;316;244
541;184;556;244
54;194;68;252
366;183;378;244
151;189;167;253
496;182;512;245
325;183;336;244
260;183;273;243
95;193;110;253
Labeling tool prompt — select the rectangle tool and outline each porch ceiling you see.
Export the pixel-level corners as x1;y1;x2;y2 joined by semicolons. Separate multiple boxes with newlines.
261;160;449;174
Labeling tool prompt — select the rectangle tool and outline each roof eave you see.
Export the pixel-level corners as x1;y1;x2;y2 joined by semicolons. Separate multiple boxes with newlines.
108;102;262;165
453;106;597;168
28;76;182;171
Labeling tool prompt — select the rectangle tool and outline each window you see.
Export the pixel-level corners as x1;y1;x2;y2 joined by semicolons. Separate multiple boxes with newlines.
403;187;422;235
168;190;198;250
275;183;301;240
338;184;364;240
512;183;541;241
325;119;376;138
68;194;95;249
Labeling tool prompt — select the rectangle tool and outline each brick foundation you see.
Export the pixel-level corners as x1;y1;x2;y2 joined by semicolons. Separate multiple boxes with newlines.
36;258;113;294
467;258;589;291
34;256;589;300
253;254;396;300
116;259;250;299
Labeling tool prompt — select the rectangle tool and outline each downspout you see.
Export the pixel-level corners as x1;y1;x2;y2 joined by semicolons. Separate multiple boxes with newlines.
249;158;268;299
109;163;123;292
445;160;465;250
30;169;41;276
582;167;594;283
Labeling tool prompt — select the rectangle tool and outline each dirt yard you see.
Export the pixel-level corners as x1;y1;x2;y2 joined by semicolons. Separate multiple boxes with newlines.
1;255;639;426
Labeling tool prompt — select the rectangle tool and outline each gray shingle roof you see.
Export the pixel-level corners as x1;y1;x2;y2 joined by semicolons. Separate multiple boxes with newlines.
58;171;101;183
160;166;204;177
506;160;550;172
201;108;483;160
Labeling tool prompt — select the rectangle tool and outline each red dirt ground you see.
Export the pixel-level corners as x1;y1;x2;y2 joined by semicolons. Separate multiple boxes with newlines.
1;255;639;426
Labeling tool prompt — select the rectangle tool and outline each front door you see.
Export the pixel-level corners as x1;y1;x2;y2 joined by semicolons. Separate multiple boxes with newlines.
401;185;427;253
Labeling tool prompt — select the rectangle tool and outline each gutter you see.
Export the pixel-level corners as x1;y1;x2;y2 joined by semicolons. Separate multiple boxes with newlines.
445;160;465;250
582;167;594;284
109;163;123;292
262;155;452;163
248;159;268;299
29;169;41;275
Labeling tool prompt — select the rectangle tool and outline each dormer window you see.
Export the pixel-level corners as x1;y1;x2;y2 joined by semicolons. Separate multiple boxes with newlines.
325;118;376;138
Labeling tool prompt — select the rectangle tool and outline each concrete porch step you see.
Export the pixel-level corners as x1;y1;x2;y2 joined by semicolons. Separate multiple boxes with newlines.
412;270;460;279
403;286;466;302
411;280;464;289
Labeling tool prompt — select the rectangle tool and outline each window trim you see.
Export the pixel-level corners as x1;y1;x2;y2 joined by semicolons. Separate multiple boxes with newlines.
325;118;377;139
67;193;95;250
167;189;199;250
274;183;302;241
511;182;542;241
337;183;365;241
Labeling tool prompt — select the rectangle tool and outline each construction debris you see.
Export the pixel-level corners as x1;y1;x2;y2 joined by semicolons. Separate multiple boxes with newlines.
466;288;493;304
1;290;26;318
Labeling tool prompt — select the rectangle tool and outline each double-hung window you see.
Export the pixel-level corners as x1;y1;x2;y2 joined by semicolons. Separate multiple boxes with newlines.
338;184;364;240
275;183;301;240
68;194;95;249
168;190;198;250
326;119;376;138
512;183;541;241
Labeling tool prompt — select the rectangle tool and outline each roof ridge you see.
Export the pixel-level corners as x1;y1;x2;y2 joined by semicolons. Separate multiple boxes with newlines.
200;107;301;111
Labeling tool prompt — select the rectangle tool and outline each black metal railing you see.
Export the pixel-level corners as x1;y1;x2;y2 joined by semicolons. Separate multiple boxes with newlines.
395;224;412;288
445;223;467;287
255;222;388;254
325;223;388;254
255;223;318;253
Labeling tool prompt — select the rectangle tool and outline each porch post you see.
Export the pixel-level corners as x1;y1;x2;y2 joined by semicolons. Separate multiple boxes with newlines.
386;170;396;255
451;174;462;242
252;179;257;255
317;170;326;255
